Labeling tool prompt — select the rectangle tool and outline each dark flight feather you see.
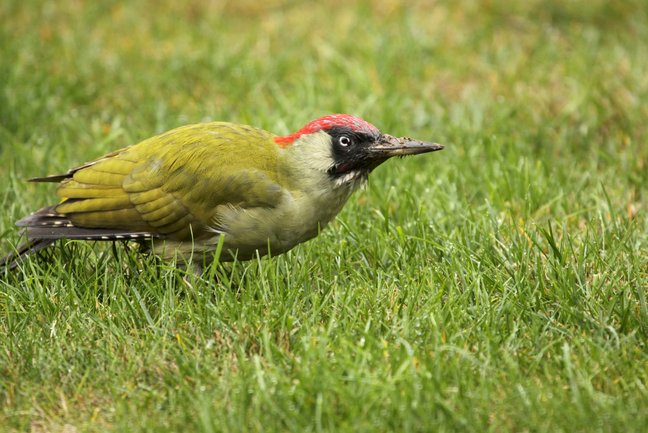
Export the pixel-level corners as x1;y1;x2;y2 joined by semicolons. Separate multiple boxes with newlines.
1;206;160;270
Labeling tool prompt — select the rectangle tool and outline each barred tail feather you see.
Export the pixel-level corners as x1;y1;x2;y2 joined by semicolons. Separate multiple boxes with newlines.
0;238;56;270
1;205;159;270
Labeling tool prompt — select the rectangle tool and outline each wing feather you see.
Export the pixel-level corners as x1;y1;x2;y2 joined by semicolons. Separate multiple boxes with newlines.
57;185;126;197
131;192;175;216
57;196;133;213
73;169;131;186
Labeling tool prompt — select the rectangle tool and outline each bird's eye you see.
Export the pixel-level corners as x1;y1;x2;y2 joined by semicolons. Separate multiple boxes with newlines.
339;136;352;147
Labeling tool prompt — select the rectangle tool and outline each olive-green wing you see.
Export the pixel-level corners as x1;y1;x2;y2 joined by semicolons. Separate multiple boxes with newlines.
26;122;286;242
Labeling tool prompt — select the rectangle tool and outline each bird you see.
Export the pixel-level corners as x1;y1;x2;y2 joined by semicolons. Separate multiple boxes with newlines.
1;114;443;270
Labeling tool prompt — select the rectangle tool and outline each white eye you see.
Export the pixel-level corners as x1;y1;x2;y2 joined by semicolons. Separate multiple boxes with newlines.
339;136;352;147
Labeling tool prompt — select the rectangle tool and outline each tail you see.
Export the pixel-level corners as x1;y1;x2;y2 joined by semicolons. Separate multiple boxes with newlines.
0;238;57;271
2;205;157;271
1;206;66;270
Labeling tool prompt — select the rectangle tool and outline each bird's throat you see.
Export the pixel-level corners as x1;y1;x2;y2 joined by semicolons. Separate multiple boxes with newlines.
331;168;369;188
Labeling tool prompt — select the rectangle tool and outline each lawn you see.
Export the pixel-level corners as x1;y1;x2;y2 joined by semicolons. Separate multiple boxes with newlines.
1;0;647;432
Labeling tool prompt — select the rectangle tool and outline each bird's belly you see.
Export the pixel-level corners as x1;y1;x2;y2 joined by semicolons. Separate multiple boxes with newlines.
213;189;353;260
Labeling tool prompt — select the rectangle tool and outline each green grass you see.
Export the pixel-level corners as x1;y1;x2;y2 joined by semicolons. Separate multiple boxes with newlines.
1;0;647;431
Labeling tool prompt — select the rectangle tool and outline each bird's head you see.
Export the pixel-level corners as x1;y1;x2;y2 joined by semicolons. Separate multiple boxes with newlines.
275;114;443;185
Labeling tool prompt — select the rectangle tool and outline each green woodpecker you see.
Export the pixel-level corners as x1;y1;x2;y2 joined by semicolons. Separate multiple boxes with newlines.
2;114;443;268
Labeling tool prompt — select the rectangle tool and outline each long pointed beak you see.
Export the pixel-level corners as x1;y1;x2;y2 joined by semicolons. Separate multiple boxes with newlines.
369;134;444;158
